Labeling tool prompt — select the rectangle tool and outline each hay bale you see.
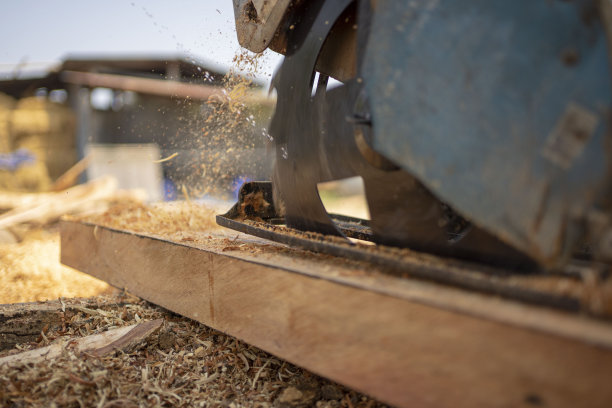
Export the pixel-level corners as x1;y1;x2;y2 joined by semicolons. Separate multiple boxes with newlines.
0;162;51;193
12;97;75;137
13;134;46;162
0;112;12;153
10;97;77;180
13;133;77;179
0;93;15;154
14;133;45;153
45;146;77;180
0;93;15;109
11;108;52;135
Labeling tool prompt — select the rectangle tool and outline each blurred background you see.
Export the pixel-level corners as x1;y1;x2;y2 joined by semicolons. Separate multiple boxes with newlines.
0;0;282;201
0;0;287;303
0;0;367;303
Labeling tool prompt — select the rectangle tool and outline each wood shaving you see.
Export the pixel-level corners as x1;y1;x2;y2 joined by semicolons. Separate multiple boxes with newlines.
0;228;109;303
152;152;179;164
77;201;221;236
0;294;387;408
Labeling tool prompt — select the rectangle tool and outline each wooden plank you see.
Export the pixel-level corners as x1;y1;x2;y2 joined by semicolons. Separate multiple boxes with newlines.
61;70;273;105
60;220;612;408
61;70;222;101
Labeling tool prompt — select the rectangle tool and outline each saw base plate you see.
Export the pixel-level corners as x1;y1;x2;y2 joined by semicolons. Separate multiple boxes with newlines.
217;181;612;317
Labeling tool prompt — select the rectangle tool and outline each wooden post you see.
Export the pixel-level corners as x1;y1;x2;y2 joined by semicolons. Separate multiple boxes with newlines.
67;84;91;183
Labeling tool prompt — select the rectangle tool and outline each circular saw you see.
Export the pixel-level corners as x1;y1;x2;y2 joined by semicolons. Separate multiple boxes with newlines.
227;0;612;270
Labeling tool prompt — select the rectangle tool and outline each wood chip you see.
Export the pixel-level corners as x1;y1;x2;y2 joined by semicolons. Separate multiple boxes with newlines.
0;319;162;366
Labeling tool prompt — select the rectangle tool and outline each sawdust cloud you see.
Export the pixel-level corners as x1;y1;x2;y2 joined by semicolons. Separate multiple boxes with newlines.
166;50;274;201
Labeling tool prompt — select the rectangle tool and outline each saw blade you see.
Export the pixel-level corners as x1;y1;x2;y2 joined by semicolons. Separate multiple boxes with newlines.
269;0;535;268
269;0;353;238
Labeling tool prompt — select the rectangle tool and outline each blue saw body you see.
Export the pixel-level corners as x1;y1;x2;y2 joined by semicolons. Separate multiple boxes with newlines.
231;0;612;267
363;0;612;264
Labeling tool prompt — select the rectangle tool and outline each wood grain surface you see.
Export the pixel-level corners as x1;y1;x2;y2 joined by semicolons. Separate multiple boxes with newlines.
60;220;612;408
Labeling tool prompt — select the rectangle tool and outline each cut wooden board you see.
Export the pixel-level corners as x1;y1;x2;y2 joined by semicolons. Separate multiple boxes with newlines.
60;220;612;408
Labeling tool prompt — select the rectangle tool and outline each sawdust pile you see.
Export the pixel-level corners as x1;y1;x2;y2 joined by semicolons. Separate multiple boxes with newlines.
0;229;109;304
80;200;221;236
0;294;386;408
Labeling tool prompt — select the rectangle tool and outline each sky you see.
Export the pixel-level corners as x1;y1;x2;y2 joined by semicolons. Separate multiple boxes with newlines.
0;0;282;82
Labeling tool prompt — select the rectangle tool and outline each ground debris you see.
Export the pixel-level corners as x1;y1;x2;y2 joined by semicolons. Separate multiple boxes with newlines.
0;293;387;408
275;385;318;408
321;384;345;401
0;227;109;303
